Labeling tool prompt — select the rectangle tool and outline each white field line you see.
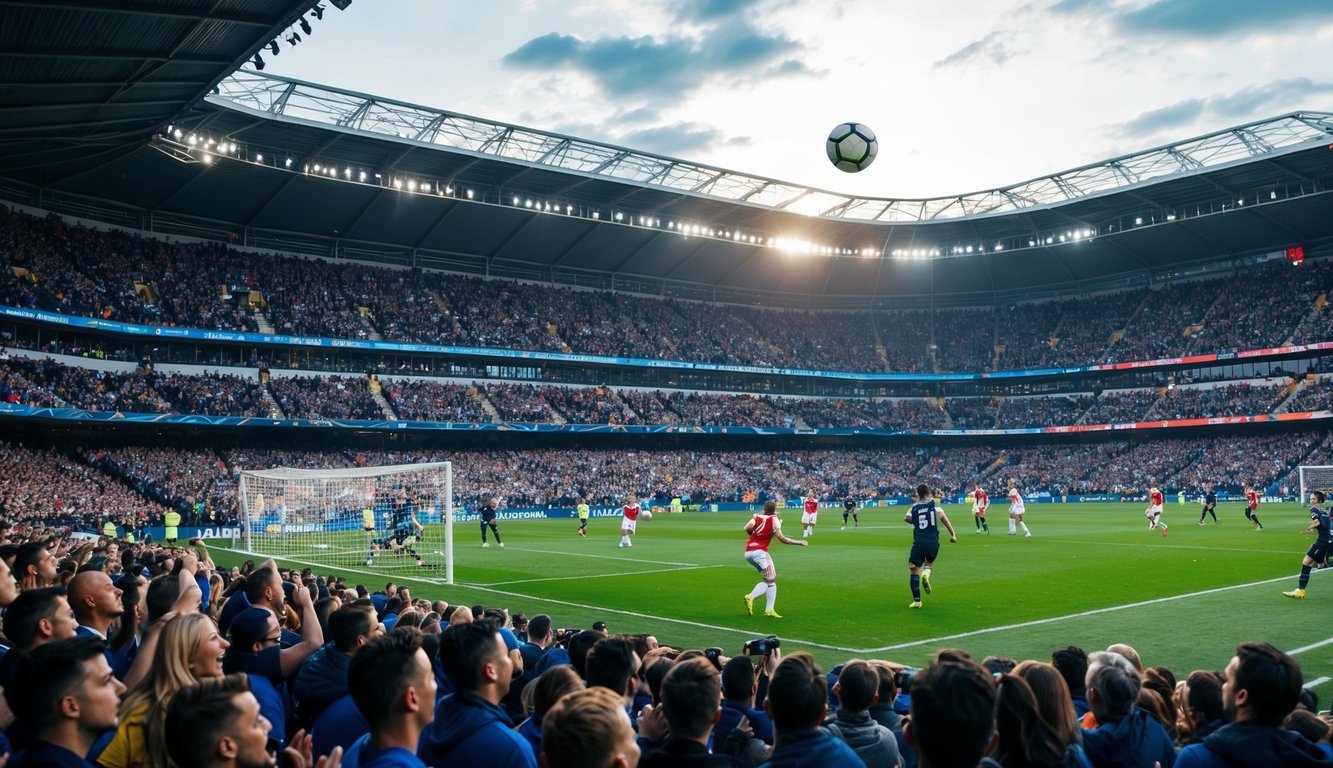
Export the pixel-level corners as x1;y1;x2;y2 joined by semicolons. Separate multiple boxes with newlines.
496;545;700;567
453;581;868;652
476;564;719;587
861;570;1322;654
1305;676;1331;688
222;547;1324;656
1289;636;1333;656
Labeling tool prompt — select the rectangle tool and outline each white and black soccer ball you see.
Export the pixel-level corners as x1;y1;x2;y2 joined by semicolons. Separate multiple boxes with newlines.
642;509;653;521
826;123;878;173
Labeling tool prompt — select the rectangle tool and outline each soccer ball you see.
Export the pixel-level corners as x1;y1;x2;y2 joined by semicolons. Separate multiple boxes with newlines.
642;510;653;521
826;123;878;173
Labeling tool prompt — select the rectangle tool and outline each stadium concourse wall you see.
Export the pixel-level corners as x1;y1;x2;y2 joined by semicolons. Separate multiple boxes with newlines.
5;303;1333;382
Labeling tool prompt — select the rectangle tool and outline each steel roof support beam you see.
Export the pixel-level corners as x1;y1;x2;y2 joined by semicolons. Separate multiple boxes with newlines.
0;1;276;26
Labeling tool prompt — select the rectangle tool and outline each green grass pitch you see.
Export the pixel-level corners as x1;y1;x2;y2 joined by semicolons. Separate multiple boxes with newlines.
213;501;1333;698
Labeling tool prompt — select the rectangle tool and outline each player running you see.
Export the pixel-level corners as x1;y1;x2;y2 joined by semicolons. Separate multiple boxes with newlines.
742;499;807;618
618;494;641;548
480;496;504;548
1007;478;1031;537
1199;484;1218;525
1145;483;1169;536
1244;482;1265;529
906;483;956;608
972;484;990;534
1285;490;1331;599
802;490;819;537
841;494;859;530
576;497;590;537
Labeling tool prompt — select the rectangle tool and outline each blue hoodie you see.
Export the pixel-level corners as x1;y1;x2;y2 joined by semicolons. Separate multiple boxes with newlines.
1082;708;1176;768
759;727;866;768
417;692;536;768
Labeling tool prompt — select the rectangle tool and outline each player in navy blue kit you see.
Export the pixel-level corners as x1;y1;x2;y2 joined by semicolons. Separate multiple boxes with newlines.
1284;490;1330;599
369;492;425;566
905;484;956;609
1198;484;1218;525
480;496;504;548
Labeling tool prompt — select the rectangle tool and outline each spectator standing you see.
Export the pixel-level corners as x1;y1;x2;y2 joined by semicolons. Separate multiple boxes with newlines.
759;652;863;767
11;636;126;768
823;659;900;768
1175;642;1331;768
542;686;641;768
902;658;996;768
417;620;536;768
346;629;436;768
1080;651;1176;768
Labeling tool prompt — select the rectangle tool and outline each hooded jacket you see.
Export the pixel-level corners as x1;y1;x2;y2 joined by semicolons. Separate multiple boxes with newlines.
416;691;536;768
1175;721;1333;768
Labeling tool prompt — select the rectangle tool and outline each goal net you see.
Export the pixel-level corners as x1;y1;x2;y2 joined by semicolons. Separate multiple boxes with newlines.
239;461;455;584
1299;465;1333;506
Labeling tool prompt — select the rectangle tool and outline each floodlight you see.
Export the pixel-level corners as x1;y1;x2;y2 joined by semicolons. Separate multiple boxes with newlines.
286;32;301;46
299;18;312;35
312;5;325;19
268;40;280;56
329;0;352;9
253;53;265;70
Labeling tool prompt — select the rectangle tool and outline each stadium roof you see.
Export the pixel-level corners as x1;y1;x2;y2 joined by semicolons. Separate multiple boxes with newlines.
0;10;1331;305
0;0;318;185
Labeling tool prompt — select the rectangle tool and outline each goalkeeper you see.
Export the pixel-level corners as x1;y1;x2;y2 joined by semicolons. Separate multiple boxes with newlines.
369;493;425;567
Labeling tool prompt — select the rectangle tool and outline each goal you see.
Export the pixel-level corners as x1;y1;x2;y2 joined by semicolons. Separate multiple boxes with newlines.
239;461;455;584
1299;465;1333;506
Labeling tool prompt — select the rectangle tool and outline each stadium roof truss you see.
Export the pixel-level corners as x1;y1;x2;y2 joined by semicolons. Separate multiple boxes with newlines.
213;70;1333;223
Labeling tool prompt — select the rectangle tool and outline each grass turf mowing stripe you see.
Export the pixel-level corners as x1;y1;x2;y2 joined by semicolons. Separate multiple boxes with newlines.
478;564;721;587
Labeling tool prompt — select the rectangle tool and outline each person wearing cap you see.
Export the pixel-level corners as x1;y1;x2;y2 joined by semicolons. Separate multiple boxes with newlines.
223;598;323;756
241;566;299;647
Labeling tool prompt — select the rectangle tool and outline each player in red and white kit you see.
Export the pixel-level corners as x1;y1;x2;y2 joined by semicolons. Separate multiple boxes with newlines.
1243;482;1264;530
972;485;990;534
1007;478;1031;537
801;490;819;537
742;499;807;618
618;494;641;547
1144;483;1169;536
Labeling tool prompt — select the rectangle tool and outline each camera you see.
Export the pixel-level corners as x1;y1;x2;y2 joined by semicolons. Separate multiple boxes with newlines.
894;667;917;694
742;636;780;656
555;628;582;645
704;647;724;669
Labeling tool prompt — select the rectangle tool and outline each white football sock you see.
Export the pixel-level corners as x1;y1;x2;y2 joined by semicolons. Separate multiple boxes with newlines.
765;584;777;612
1019;522;1030;535
749;582;767;600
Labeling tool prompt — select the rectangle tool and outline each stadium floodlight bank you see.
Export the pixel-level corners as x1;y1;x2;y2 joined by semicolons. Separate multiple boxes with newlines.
1299;466;1333;506
239;461;455;584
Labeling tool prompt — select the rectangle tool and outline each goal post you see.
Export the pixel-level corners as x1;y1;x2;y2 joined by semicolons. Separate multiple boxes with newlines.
1298;465;1333;507
238;461;455;584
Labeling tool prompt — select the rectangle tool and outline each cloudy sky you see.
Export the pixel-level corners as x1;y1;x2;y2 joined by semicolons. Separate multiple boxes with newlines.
263;0;1333;198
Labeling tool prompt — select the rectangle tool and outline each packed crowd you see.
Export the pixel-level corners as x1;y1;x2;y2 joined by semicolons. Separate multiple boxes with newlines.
5;207;1333;375
0;515;1327;768
268;375;383;421
8;356;1331;439
0;428;1325;532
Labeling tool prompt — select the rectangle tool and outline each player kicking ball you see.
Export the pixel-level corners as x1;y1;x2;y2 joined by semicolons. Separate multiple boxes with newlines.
742;499;807;618
1145;483;1169;536
618;494;646;547
1285;490;1330;599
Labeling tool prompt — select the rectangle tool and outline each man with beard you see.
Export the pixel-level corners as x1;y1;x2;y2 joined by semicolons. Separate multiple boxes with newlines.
68;571;124;672
1175;642;1332;768
11;636;126;768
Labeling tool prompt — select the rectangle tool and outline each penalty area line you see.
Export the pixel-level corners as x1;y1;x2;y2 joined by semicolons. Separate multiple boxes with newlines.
475;564;720;587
